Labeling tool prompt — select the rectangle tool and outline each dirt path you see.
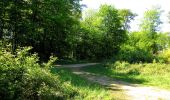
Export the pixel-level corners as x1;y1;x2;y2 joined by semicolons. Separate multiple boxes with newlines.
55;63;98;68
58;63;170;100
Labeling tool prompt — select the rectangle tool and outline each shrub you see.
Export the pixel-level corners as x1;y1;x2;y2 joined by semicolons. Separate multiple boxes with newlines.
117;45;154;63
114;61;130;70
158;49;170;63
0;46;77;100
110;61;140;75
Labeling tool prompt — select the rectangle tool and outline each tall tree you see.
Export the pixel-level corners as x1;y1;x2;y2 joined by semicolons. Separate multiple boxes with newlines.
0;0;82;59
118;9;137;31
0;1;3;39
139;7;162;54
168;11;170;23
99;5;127;58
77;5;127;59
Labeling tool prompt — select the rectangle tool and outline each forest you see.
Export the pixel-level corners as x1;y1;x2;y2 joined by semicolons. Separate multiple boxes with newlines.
1;0;170;100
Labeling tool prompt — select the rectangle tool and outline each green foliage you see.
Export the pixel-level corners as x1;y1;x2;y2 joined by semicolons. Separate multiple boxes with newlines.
0;46;76;100
118;44;154;63
139;6;162;54
140;7;162;33
118;9;137;31
77;5;127;60
0;0;82;60
113;61;141;75
117;31;155;63
117;7;163;62
158;49;170;63
99;5;127;58
109;61;170;83
83;63;170;89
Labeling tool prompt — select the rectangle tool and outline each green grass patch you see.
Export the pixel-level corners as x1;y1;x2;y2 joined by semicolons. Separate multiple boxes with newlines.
82;62;170;90
51;67;114;100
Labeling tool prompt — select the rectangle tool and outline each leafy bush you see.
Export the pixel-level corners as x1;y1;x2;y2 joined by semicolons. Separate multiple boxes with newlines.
158;49;170;63
110;61;141;75
0;46;77;100
117;45;154;63
114;61;130;69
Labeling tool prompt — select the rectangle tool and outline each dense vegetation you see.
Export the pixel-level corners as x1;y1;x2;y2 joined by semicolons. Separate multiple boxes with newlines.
1;1;170;62
0;46;76;99
1;0;170;99
0;0;81;60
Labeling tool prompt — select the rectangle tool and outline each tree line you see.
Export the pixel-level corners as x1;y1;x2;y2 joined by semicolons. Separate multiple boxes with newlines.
0;0;81;60
1;1;170;62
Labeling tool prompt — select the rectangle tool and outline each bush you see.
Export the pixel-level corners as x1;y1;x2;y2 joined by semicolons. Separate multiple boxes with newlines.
110;61;141;75
0;46;77;100
117;45;154;63
158;49;170;63
114;61;130;70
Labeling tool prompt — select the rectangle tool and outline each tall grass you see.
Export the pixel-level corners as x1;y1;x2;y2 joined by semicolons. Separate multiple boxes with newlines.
83;62;170;89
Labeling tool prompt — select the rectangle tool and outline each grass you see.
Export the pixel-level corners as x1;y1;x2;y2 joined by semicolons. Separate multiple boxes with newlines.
51;67;115;100
82;62;170;90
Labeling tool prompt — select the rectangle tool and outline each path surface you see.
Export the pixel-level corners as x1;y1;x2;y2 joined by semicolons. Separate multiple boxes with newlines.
57;63;170;100
55;63;98;68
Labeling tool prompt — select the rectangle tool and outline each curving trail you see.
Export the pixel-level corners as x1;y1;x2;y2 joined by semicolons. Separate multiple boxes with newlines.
56;63;170;100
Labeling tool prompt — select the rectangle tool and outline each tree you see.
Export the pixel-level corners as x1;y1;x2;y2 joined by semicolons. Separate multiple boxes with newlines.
118;9;137;31
76;9;103;59
139;7;162;54
77;5;127;60
0;0;82;59
168;12;170;23
156;32;170;50
99;5;127;58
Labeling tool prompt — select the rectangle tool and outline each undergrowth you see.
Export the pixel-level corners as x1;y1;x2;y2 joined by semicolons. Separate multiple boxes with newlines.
0;46;77;100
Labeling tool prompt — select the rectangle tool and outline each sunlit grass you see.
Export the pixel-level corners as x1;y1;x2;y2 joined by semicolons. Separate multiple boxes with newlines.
82;63;170;90
51;67;115;100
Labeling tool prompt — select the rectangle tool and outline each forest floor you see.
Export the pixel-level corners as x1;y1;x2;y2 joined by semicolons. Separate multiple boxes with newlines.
56;63;170;100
